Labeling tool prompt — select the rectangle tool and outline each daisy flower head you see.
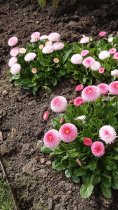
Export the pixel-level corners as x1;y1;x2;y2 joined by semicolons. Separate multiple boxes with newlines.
59;123;78;143
82;85;101;102
98;67;105;74
53;58;59;63
75;84;84;92
31;32;40;42
48;32;60;42
31;68;37;74
83;137;92;146
113;52;118;60
80;36;89;44
74;97;85;106
10;47;19;57
51;96;67;113
8;57;17;67
10;63;21;75
109;81;118;95
71;54;83;65
42;45;54;54
91;141;105;157
53;42;64;50
99;125;117;144
97;83;109;95
99;31;106;37
82;57;95;68
108;36;113;43
81;50;89;57
99;51;110;60
44;129;60;148
8;36;18;47
24;53;36;62
19;48;26;54
40;35;48;40
111;69;118;78
109;48;117;55
91;61;101;71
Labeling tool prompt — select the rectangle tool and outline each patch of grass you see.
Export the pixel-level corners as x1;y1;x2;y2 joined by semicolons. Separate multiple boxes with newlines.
0;177;14;210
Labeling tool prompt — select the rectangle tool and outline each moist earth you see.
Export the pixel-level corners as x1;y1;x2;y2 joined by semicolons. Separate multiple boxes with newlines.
0;0;118;209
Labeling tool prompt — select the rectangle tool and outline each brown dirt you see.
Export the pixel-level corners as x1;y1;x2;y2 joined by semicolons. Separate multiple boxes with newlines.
0;0;118;209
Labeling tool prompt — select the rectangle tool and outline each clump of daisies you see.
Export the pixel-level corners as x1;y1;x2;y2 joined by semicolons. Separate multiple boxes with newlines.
8;32;118;94
41;83;118;199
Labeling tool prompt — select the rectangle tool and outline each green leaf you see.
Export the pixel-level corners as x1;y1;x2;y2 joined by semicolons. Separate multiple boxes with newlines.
52;160;67;171
112;177;118;190
65;169;72;178
68;149;79;158
102;175;111;188
41;146;52;153
72;176;80;183
52;0;59;7
73;168;86;177
37;0;46;8
106;161;117;171
101;185;112;198
90;174;101;185
80;183;94;198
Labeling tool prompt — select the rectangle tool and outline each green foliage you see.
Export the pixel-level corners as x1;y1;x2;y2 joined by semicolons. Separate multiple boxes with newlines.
41;95;118;199
37;0;77;8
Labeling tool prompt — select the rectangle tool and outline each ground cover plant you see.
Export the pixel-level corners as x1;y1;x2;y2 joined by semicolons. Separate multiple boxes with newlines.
8;32;118;94
41;81;118;199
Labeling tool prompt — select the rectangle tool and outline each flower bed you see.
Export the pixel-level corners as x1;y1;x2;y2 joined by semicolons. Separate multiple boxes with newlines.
8;32;118;94
41;82;118;199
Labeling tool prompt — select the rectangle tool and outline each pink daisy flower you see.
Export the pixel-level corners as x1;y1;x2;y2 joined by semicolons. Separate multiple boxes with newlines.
75;84;84;92
113;52;118;60
59;123;78;143
48;32;60;42
98;67;105;74
10;47;19;57
8;57;17;67
99;125;117;144
99;31;106;37
83;137;92;146
24;53;36;62
81;50;89;57
44;129;60;148
40;35;48;40
82;57;95;68
10;63;21;75
109;48;117;55
111;69;118;77
91;141;105;157
31;32;40;42
74;97;84;106
97;83;109;95
71;54;83;64
80;36;89;44
99;51;110;60
51;96;67;113
43;111;50;121
8;36;18;47
82;86;101;102
42;45;54;54
109;81;118;95
53;42;64;50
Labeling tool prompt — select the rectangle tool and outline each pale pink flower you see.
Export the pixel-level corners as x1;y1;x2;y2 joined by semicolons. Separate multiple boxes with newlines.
97;83;109;95
91;141;105;157
113;52;118;60
43;111;50;121
71;54;83;64
80;36;89;44
59;123;78;143
31;32;40;42
99;31;106;37
24;53;36;62
8;36;18;47
51;96;67;113
19;48;26;54
75;84;84;91
8;57;17;67
74;97;84;106
108;81;118;95
83;137;92;146
48;32;60;42
109;48;117;55
10;63;21;75
108;37;113;42
81;50;89;57
10;47;19;57
99;51;110;60
44;129;60;148
91;61;101;71
82;57;95;68
98;67;105;73
42;45;54;54
40;35;48;40
45;41;53;46
53;42;64;50
111;69;118;77
82;86;101;102
99;125;117;144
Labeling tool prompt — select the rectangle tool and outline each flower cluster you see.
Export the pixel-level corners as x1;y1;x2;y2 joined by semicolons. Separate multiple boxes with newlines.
8;32;118;94
42;83;118;199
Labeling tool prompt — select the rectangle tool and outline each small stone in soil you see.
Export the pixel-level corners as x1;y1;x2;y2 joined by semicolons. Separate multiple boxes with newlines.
2;90;8;96
0;131;3;141
36;140;43;149
46;160;51;165
40;158;45;164
48;198;53;210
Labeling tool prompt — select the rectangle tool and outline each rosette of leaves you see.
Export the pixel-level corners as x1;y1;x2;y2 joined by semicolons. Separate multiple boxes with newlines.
41;95;118;199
